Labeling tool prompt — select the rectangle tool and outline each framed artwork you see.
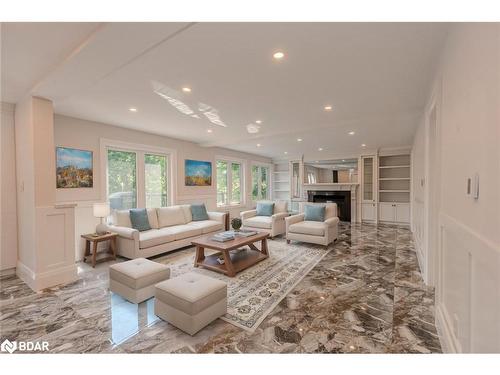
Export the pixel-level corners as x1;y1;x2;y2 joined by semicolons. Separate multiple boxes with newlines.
185;159;212;186
56;147;93;188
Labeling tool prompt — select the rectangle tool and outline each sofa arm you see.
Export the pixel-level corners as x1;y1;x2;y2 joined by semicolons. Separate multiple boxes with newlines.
285;213;305;226
325;217;340;227
240;209;257;220
106;225;139;241
207;211;226;224
272;212;289;222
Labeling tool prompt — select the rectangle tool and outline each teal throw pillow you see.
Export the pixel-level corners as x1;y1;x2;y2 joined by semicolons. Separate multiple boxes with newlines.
129;208;151;231
256;202;274;216
191;204;209;221
304;205;326;222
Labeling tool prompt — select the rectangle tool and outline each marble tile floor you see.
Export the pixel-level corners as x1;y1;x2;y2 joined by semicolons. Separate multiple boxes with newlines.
0;223;442;354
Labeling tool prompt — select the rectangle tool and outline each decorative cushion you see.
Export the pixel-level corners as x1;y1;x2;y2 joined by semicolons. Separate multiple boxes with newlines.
157;206;186;228
274;201;288;214
256;202;274;216
109;258;170;289
155;272;227;315
114;209;132;227
129;208;151;231
243;216;272;229
147;208;159;229
289;221;327;236
180;205;192;223
304;205;326;222
191;204;209;221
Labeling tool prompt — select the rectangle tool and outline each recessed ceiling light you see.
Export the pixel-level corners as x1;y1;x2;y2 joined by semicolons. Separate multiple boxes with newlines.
255;120;262;124
318;147;323;151
342;159;346;162
256;143;261;147
324;105;333;111
361;143;367;147
284;151;288;154
246;124;261;134
182;87;191;93
207;129;213;133
129;107;137;112
348;131;355;135
273;51;285;60
297;138;303;142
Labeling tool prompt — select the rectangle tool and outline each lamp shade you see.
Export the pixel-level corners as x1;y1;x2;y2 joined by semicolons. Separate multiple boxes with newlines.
93;202;110;218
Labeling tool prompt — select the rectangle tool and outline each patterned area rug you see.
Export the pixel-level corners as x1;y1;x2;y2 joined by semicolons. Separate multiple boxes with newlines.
155;238;331;332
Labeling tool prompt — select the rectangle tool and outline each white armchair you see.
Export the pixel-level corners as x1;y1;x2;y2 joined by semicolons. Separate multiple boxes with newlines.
285;202;339;247
240;201;288;238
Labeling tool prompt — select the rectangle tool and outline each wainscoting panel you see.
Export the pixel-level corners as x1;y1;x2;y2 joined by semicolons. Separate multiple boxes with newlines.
436;213;500;353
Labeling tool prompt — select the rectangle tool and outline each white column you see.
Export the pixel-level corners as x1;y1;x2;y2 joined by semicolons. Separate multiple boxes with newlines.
14;96;77;291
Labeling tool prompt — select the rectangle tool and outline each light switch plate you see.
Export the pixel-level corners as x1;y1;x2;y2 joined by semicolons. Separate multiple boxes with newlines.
473;173;480;200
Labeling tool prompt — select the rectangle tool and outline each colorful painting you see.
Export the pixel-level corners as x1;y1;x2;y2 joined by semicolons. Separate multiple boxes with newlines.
56;147;93;188
185;159;212;186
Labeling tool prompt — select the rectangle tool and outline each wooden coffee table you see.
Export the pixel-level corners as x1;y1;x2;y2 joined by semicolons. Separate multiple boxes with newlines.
191;232;269;277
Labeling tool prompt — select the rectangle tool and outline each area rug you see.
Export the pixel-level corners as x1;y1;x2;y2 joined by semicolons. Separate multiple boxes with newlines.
154;238;331;332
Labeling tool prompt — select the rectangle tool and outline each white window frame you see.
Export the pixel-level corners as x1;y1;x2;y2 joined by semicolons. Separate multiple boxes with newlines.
251;161;272;202
100;139;176;209
216;155;246;208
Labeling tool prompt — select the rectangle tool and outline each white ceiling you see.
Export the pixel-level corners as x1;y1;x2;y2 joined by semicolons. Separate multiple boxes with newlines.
1;22;448;159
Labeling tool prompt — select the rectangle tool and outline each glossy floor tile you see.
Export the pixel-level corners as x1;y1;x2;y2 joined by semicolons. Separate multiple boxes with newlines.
0;223;442;353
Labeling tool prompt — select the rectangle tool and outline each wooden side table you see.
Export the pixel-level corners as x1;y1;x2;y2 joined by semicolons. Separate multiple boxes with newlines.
81;232;118;268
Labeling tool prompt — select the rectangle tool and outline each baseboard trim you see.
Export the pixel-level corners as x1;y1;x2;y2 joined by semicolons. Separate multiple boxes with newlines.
0;267;16;277
16;261;78;292
436;303;460;353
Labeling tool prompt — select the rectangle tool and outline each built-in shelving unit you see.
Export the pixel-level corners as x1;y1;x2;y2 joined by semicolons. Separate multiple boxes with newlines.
272;162;290;205
377;154;411;223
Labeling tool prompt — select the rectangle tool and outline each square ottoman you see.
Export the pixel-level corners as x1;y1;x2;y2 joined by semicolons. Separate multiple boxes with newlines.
109;258;170;304
154;272;227;335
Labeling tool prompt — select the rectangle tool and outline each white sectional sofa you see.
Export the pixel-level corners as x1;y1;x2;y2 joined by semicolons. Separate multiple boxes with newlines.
106;205;227;259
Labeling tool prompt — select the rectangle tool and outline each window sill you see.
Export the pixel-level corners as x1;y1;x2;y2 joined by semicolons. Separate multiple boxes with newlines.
216;203;246;210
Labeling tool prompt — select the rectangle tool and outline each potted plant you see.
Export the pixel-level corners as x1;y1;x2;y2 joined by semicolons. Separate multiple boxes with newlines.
231;217;242;232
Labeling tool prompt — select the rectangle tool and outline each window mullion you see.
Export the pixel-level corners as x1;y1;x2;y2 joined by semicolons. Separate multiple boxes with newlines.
137;152;146;208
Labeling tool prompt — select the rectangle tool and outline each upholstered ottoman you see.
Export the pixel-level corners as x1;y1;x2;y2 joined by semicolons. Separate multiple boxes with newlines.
154;272;227;335
109;258;170;303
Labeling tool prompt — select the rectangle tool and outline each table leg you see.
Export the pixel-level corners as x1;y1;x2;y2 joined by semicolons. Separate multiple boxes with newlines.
261;238;269;256
194;245;205;267
222;249;236;277
92;241;98;268
109;237;117;260
84;240;90;258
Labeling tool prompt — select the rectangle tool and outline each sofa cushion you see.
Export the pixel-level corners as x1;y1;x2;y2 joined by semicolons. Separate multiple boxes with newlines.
180;204;192;223
256;202;274;216
139;228;176;249
304;205;326;222
289;221;326;236
190;203;209;221
160;224;202;240
114;209;132;228
243;216;272;229
158;206;186;228
187;220;223;234
109;258;170;289
130;208;151;231
147;208;159;229
155;272;227;315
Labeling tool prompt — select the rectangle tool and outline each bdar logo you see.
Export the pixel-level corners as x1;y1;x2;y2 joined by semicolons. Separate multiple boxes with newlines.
1;339;17;353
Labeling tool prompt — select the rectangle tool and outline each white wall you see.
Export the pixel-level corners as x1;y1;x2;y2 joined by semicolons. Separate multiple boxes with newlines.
53;114;272;261
411;23;500;353
0;102;18;272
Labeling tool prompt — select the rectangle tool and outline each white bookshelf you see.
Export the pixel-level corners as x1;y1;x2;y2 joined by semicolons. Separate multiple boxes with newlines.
272;161;290;204
378;154;411;223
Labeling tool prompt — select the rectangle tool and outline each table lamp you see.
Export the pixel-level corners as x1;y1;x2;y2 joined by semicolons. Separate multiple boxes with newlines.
93;202;110;235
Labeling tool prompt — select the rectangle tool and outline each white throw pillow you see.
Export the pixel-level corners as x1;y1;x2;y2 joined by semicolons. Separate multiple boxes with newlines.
147;208;159;229
114;210;132;228
157;206;186;228
180;204;192;223
274;201;288;214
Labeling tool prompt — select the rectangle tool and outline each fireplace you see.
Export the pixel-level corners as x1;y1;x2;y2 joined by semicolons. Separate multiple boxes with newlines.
307;190;351;222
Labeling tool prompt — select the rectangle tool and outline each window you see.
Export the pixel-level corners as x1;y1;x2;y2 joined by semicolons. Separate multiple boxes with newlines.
107;150;137;210
105;142;171;211
145;154;168;208
252;164;270;201
216;158;244;206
